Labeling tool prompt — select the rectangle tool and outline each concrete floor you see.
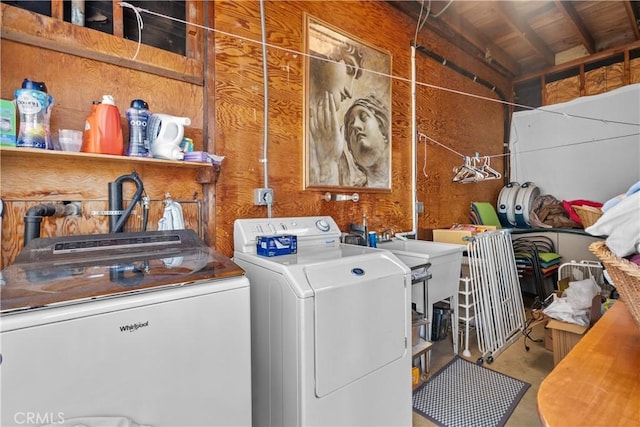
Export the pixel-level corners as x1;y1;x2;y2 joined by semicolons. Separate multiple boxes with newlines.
413;314;554;427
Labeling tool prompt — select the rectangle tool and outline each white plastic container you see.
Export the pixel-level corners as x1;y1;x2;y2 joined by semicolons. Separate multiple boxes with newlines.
58;129;83;152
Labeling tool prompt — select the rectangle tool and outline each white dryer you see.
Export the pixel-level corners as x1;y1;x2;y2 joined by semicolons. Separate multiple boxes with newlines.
233;216;412;427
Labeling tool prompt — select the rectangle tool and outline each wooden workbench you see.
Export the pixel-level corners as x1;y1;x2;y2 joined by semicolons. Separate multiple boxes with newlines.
537;301;640;426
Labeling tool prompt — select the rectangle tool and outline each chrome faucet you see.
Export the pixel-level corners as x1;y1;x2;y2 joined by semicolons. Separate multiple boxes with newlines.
381;228;395;241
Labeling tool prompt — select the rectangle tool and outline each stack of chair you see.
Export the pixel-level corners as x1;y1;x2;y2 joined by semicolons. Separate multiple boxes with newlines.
511;235;561;303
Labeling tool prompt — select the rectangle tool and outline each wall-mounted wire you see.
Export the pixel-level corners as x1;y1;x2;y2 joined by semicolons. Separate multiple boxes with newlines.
119;2;143;60
116;3;640;128
418;131;506;183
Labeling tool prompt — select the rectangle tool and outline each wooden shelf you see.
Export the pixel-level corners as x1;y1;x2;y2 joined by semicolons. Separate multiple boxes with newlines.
412;338;433;358
0;146;213;169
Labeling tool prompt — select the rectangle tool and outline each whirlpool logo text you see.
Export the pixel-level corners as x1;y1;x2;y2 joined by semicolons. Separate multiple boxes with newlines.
119;321;149;332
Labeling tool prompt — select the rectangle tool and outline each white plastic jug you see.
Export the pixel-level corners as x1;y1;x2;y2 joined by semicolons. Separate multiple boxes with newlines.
148;113;191;160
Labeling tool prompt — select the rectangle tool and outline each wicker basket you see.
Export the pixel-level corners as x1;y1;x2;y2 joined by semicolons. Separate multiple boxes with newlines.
590;241;640;330
574;205;603;228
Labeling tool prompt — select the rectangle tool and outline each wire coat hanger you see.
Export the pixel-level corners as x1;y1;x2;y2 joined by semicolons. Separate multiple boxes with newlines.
452;155;500;183
479;156;501;179
452;156;485;183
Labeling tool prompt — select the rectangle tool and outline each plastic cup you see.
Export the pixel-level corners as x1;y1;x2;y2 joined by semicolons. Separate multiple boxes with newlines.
58;129;83;152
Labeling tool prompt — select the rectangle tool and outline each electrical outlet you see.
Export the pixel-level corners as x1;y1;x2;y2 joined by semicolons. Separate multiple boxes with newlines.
254;188;274;205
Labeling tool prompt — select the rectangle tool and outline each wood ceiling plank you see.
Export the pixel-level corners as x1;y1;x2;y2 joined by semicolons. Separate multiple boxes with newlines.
575;2;635;50
389;0;638;79
432;5;521;76
388;0;519;77
554;0;595;54
495;1;556;67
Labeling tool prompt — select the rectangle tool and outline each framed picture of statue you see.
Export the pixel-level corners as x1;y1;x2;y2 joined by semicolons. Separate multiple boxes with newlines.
304;15;392;191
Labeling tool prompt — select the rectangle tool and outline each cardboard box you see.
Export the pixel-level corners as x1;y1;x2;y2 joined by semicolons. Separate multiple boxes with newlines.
256;234;297;257
432;225;498;245
546;319;588;366
544;294;602;360
544;326;553;351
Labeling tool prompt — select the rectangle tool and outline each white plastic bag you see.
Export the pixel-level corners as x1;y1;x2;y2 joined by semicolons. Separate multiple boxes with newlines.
564;277;601;310
543;294;589;326
543;277;601;326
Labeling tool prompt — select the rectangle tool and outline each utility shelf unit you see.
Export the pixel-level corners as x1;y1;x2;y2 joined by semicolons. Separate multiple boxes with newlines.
411;263;432;387
0;146;219;269
0;146;220;187
459;277;476;357
0;146;213;169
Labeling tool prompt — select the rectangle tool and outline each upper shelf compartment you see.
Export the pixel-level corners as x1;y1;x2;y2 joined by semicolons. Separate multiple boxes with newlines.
1;3;205;85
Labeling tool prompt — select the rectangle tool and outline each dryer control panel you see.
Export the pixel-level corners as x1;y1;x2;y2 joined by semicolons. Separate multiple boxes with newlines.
234;216;341;253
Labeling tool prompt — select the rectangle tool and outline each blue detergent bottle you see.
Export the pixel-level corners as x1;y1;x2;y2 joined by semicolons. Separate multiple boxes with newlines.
14;79;54;149
126;99;150;157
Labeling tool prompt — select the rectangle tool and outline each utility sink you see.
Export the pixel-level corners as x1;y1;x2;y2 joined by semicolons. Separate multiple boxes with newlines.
378;239;463;265
378;238;465;349
378;239;464;302
378;239;464;300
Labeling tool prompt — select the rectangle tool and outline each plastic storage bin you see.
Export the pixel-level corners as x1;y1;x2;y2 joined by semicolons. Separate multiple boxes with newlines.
431;302;451;341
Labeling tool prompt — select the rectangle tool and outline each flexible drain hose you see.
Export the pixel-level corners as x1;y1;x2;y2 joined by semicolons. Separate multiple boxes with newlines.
108;171;145;233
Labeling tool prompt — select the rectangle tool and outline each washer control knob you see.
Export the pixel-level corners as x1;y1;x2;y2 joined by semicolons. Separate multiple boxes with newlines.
316;219;330;232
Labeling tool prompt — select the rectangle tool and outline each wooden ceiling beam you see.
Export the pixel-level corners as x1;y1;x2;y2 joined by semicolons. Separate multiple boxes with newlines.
554;0;595;54
623;0;640;40
513;39;640;84
387;0;519;77
433;9;521;76
495;2;556;67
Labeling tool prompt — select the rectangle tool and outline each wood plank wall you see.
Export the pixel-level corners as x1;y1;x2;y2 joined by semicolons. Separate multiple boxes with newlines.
545;57;640;105
211;0;509;256
514;43;640;106
0;0;518;268
0;4;208;268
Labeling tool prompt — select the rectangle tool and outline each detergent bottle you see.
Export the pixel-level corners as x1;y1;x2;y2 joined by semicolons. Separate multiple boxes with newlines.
14;79;54;149
126;99;150;157
82;95;124;155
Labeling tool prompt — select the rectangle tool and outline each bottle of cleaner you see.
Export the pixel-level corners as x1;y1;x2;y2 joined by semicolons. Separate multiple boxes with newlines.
126;99;150;157
14;79;54;149
82;95;123;155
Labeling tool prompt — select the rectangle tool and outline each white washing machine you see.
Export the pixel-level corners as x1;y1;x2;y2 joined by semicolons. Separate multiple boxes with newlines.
0;230;252;427
233;216;412;427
